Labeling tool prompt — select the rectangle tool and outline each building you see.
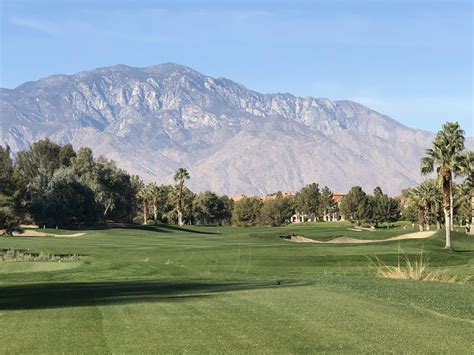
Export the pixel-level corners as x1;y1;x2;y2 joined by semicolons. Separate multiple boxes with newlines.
290;192;345;223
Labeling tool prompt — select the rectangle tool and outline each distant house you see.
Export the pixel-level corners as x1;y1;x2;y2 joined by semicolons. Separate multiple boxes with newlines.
290;192;345;223
290;212;317;223
326;192;345;222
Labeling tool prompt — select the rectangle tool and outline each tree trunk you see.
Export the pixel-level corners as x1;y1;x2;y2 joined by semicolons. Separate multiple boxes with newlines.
418;206;424;232
177;181;184;226
444;208;452;250
177;210;183;226
441;168;453;250
143;202;148;225
435;202;441;230
424;204;431;231
470;194;474;235
153;205;158;223
450;184;454;231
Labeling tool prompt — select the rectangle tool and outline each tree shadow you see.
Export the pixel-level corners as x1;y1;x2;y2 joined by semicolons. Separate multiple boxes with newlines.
49;223;221;235
99;223;221;235
153;224;221;235
0;280;303;311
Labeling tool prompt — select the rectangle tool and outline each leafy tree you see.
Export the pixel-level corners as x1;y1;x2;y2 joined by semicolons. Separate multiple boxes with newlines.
0;145;14;190
387;198;401;225
16;139;62;182
371;187;390;227
260;194;295;226
295;183;321;220
401;196;419;226
173;168;190;226
0;146;20;235
93;158;132;220
421;122;466;250
340;186;370;225
219;195;234;225
320;186;335;221
30;168;98;227
59;144;76;167
232;197;263;227
193;191;231;225
71;147;95;181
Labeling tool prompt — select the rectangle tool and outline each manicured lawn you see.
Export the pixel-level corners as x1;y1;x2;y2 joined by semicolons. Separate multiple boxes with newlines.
0;222;473;353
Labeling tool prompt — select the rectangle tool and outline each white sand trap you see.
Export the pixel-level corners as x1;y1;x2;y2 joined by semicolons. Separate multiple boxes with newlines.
9;230;86;238
283;230;436;244
347;228;363;232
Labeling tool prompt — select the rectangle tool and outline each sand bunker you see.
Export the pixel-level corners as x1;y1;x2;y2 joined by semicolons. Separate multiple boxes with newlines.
5;230;86;238
282;230;436;244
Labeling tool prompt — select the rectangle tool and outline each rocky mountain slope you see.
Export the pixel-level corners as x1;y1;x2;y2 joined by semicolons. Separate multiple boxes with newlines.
0;63;461;195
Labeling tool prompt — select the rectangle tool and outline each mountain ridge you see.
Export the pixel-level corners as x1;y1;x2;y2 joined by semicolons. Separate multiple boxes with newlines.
0;63;468;195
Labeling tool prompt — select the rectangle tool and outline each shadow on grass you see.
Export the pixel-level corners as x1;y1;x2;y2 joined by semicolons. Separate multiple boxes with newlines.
0;280;302;311
48;223;221;235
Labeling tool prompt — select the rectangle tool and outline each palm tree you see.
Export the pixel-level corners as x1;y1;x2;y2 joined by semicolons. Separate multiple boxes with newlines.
137;187;151;225
173;168;190;226
421;122;465;250
147;183;161;224
408;191;425;232
456;150;474;233
411;180;437;231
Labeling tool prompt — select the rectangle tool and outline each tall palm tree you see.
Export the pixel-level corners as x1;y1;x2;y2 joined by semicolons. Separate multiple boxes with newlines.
137;187;151;225
421;122;465;250
147;183;161;224
173;168;190;226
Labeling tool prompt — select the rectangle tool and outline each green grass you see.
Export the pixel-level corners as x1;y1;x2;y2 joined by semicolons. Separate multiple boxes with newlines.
0;222;473;353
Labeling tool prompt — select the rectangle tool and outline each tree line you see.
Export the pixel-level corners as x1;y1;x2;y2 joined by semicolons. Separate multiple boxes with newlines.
1;121;472;240
0;139;399;232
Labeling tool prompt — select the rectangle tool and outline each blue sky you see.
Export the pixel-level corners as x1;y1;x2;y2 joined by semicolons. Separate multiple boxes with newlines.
1;0;472;134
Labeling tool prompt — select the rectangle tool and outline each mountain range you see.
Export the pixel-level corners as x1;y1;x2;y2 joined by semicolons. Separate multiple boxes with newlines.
1;63;470;195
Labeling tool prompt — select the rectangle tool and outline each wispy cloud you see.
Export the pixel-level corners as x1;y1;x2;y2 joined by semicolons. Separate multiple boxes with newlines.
9;16;58;35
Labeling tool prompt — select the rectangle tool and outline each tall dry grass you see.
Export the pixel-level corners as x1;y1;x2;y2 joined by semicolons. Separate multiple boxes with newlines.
370;249;468;284
0;249;81;262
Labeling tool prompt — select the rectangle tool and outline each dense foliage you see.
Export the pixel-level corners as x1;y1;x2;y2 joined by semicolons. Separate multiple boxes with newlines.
0;146;20;235
0;120;471;232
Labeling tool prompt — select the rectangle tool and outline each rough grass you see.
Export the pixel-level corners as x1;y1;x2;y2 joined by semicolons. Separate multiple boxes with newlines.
0;223;472;353
370;250;469;284
0;249;82;262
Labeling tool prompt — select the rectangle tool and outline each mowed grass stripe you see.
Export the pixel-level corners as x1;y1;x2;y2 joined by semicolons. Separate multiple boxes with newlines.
0;223;472;352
